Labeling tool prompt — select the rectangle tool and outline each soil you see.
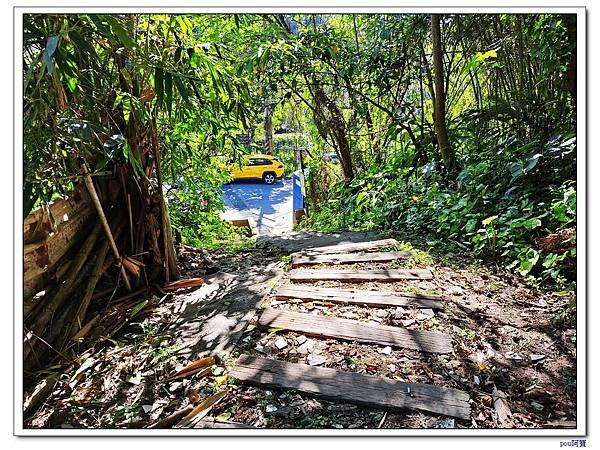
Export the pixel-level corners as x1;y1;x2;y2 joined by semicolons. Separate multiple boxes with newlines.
24;233;577;430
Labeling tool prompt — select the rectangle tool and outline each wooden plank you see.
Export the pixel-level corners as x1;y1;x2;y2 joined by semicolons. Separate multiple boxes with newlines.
295;238;399;256
275;285;443;309
230;355;471;420
24;208;95;299
291;251;412;268
24;205;94;271
289;268;434;283
258;308;452;354
24;187;91;244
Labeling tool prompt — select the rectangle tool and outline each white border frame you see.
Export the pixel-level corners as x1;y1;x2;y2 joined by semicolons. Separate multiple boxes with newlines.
13;4;587;437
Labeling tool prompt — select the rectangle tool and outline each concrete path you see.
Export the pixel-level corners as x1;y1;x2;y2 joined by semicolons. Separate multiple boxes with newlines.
221;179;293;236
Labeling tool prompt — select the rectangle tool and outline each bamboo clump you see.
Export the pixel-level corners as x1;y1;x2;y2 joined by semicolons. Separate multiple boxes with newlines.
23;125;181;377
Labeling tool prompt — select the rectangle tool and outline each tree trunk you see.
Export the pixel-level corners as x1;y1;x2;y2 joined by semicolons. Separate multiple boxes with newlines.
264;105;274;155
431;14;454;171
312;84;355;183
563;14;577;105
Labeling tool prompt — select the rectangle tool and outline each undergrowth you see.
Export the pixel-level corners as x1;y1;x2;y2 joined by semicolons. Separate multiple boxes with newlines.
301;133;576;288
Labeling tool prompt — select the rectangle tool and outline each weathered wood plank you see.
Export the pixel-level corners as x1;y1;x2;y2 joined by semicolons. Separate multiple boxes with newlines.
295;238;399;256
291;251;412;268
275;285;443;309
24;187;91;244
289;268;434;283
230;355;471;420
258;308;452;354
24;207;95;299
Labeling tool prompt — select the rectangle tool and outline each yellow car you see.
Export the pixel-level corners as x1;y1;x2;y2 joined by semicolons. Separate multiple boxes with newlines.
228;154;285;184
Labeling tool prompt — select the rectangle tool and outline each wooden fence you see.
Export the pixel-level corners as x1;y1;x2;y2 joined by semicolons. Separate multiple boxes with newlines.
24;187;94;301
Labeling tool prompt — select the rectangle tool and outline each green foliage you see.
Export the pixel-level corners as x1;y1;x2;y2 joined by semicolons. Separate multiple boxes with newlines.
165;171;252;252
111;405;143;425
299;414;332;429
302;133;576;285
23;13;253;216
149;344;180;369
23;13;575;292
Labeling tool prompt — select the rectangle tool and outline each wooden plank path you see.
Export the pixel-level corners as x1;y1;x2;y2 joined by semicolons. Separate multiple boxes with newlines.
230;355;471;420
294;238;399;256
291;251;412;268
258;308;453;354
231;237;470;423
289;268;434;283
275;284;443;309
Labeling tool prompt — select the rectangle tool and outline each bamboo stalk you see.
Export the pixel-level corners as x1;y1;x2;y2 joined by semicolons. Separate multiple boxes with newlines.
70;314;100;342
80;161;132;292
25;171;112;184
66;239;110;344
146;214;162;266
163;202;180;280
24;298;78;370
152;130;180;281
127;193;134;254
105;288;148;311
24;223;102;362
91;286;115;301
31;297;79;367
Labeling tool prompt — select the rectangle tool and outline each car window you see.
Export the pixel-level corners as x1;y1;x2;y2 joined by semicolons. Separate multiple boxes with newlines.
248;158;273;166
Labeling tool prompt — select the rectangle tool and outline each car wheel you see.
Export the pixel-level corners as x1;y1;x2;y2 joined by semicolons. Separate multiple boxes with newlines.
263;172;276;185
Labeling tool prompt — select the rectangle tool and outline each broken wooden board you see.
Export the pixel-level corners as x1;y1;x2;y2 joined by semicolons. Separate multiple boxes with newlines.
258;308;452;354
275;284;442;309
295;238;398;256
289;268;434;283
291;251;411;268
24;186;91;245
230;355;471;420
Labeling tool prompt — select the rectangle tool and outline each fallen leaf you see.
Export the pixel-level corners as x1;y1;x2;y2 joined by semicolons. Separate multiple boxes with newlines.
215;411;232;422
188;388;200;403
168;356;215;380
213;374;228;386
365;363;378;372
176;391;227;428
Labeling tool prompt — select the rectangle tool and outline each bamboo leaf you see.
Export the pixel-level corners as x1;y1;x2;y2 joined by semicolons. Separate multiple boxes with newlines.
173;74;189;102
155;66;164;105
164;71;173;116
103;15;137;49
130;300;148;318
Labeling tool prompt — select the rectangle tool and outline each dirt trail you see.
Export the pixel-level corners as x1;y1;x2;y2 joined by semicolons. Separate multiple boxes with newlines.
24;232;576;430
